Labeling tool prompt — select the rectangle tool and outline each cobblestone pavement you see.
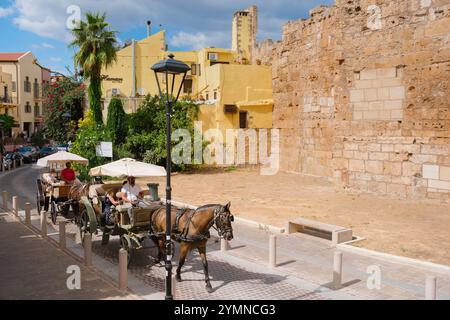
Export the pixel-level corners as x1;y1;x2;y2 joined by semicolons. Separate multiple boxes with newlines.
0;212;135;300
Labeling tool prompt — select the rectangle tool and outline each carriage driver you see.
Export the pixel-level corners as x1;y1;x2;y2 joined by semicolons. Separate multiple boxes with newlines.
121;176;148;225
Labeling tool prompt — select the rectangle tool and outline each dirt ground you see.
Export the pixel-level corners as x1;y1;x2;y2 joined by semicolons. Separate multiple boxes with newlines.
136;167;450;266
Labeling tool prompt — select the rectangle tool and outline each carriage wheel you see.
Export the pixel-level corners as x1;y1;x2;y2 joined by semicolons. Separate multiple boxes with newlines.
36;193;42;214
79;209;90;244
50;202;57;225
120;234;133;266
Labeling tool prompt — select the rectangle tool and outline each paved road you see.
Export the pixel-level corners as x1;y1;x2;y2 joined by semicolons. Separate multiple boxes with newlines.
0;164;42;209
2;165;450;300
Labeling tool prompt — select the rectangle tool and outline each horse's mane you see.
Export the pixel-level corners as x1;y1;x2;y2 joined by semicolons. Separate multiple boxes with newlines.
195;204;222;212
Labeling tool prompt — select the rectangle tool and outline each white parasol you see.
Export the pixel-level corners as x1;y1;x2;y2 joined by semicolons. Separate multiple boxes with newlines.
89;158;166;178
36;151;89;167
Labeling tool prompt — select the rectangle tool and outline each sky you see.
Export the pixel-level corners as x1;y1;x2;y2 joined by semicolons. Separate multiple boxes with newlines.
0;0;333;75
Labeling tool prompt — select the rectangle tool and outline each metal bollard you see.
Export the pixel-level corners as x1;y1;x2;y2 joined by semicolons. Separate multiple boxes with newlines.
12;196;18;216
118;248;128;291
7;163;10;171
425;275;437;300
84;233;92;267
13;159;16;169
59;221;66;250
40;211;47;237
333;251;343;289
25;202;31;224
269;235;277;268
2;191;8;209
20;158;23;167
172;274;177;300
220;238;229;252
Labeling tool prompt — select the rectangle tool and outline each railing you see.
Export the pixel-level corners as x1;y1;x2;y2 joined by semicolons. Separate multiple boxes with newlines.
0;96;18;104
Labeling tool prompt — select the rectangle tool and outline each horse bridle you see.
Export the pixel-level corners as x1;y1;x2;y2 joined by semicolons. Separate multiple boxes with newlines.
211;206;234;238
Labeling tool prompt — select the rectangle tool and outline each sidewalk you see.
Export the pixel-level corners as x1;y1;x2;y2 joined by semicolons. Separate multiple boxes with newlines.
0;210;135;300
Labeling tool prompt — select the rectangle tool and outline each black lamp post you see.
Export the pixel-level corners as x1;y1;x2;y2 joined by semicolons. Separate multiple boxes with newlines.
151;54;190;300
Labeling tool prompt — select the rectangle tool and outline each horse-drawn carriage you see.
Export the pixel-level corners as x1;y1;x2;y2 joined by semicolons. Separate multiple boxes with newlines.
36;178;75;224
77;182;163;263
36;151;89;225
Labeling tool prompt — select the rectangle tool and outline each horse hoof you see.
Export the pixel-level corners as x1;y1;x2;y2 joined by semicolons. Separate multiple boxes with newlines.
175;275;182;282
206;284;213;293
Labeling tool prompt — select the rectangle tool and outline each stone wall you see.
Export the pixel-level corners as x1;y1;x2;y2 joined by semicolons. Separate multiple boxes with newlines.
255;0;450;200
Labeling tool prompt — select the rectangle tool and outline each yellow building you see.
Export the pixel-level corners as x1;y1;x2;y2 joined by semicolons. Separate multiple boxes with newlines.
101;6;273;134
0;52;49;137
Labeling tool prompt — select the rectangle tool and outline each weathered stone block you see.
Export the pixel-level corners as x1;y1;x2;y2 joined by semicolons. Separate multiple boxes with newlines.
350;89;364;102
360;69;377;80
428;179;450;190
365;160;384;174
349;159;365;172
439;166;450;182
364;88;378;101
389;86;406;100
384;161;402;176
423;164;439;179
376;68;397;79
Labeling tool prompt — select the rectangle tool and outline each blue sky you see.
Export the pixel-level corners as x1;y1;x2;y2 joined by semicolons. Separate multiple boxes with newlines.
0;0;333;75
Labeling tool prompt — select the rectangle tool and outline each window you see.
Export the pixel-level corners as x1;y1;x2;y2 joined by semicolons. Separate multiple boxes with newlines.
183;79;193;94
191;64;197;76
197;64;201;76
34;103;40;117
208;52;219;61
33;79;39;99
206;92;209;100
12;81;16;92
239;111;248;129
214;91;217;100
24;77;31;92
25;102;31;113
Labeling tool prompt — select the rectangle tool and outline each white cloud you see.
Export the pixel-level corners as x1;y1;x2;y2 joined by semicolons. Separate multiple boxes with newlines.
32;42;55;49
169;32;207;50
0;6;14;18
49;57;62;62
42;42;54;48
8;0;333;46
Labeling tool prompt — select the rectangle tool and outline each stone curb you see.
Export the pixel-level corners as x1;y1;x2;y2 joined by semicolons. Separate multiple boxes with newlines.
336;243;450;276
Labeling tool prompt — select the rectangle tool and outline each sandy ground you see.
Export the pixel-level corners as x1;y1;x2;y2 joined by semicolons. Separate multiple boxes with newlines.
135;167;450;266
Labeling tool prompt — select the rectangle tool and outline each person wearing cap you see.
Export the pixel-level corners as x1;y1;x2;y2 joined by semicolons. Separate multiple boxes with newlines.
121;176;145;225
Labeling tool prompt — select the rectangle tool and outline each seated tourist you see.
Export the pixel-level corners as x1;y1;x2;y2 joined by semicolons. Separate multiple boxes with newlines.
60;162;77;184
103;190;120;226
121;176;148;224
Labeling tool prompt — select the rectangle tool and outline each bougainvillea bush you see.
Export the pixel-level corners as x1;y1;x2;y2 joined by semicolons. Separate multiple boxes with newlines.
43;78;85;143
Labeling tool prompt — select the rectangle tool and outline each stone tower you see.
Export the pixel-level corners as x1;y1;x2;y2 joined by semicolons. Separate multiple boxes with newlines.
232;5;258;63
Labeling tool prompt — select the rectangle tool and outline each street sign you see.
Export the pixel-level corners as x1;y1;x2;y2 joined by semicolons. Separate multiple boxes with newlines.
96;141;113;158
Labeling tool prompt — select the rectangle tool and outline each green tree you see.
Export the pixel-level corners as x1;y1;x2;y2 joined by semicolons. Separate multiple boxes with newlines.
70;109;111;181
71;12;117;125
0;114;15;132
106;98;128;145
124;95;199;171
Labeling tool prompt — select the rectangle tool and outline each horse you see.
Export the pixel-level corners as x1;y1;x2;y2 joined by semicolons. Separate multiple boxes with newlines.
150;202;234;292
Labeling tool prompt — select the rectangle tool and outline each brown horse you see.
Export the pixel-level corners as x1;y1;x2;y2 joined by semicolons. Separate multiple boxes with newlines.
150;202;234;292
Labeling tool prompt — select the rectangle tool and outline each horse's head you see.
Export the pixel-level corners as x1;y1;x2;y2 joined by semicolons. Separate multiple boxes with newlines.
214;202;234;241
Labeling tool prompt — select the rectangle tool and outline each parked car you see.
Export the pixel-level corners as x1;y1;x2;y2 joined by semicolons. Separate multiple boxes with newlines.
39;146;57;158
56;144;70;152
17;146;40;163
2;152;24;168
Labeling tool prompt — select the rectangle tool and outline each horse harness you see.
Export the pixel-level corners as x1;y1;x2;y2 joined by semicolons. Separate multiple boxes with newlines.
150;206;227;243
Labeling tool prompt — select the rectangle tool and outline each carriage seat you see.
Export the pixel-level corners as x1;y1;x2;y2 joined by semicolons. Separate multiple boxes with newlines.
88;183;123;198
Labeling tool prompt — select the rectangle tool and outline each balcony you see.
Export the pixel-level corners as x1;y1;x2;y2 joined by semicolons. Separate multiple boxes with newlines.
0;96;18;105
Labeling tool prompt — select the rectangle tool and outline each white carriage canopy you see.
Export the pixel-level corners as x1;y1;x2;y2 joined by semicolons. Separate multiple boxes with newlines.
89;158;166;178
36;151;89;168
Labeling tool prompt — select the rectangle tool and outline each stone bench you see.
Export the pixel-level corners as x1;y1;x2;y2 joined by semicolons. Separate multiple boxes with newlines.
286;217;353;246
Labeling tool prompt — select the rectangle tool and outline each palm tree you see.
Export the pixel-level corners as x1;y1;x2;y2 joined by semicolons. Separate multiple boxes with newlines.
70;12;117;125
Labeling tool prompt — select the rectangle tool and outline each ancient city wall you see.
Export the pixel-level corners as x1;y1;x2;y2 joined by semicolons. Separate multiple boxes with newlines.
255;0;450;200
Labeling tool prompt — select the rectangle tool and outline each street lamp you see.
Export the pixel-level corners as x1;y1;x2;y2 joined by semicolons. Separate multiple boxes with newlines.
151;53;190;300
